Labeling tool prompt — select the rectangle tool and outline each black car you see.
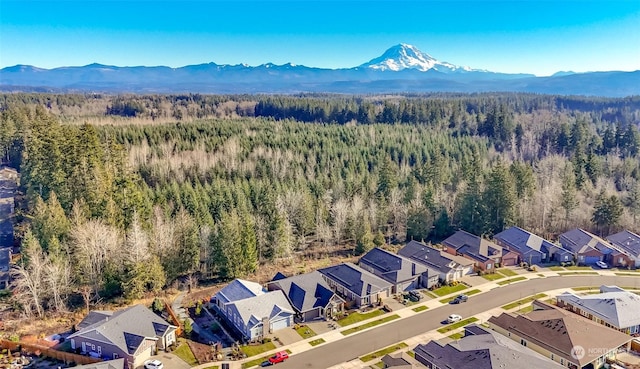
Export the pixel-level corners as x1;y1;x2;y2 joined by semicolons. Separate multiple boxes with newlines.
408;290;422;301
449;294;468;304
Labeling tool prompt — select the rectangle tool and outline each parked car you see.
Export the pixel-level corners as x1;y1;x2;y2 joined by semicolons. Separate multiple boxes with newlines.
269;351;289;364
596;261;608;269
260;360;274;367
447;314;463;323
449;294;468;304
144;360;164;369
409;290;422;301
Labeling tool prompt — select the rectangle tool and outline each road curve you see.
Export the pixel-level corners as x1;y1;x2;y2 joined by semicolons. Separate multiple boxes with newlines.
279;275;639;369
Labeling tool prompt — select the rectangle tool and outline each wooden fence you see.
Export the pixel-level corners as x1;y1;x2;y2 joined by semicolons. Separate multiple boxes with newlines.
164;299;183;336
0;339;101;366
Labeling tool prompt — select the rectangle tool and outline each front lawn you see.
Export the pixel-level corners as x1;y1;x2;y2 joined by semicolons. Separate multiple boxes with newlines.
174;342;198;366
496;276;527;285
482;273;505;281
240;341;276;357
360;342;408;362
337;309;384;326
342;314;400;335
431;284;467;297
295;325;317;339
309;338;325;346
501;293;547;310
497;268;519;277
437;317;479;333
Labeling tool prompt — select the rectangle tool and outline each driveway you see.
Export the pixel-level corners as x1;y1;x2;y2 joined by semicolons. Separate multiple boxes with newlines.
141;352;191;369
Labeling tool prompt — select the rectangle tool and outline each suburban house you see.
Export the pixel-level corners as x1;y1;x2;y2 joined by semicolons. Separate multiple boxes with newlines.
443;230;517;272
606;230;640;268
67;304;177;369
358;247;429;293
73;359;125;369
556;285;640;335
0;247;10;289
559;228;612;265
487;300;633;369
493;226;570;265
318;262;392;308
211;278;295;341
413;324;565;369
398;240;473;285
266;271;345;322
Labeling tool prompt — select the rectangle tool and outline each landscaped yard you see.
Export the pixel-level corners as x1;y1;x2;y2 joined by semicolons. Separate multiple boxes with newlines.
337;309;385;326
482;273;505;281
496;276;527;285
360;342;408;362
439;289;481;304
174;341;199;366
497;268;519;277
412;305;428;312
309;338;325;346
342;314;400;335
295;324;317;339
240;341;276;357
431;284;467;297
437;317;479;333
501;293;547;310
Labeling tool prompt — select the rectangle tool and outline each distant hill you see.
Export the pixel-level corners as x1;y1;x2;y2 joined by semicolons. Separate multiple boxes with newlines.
1;44;638;96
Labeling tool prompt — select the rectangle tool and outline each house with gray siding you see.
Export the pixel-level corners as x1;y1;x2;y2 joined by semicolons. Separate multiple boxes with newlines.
493;226;569;265
358;247;430;293
212;278;295;341
397;241;473;285
606;230;640;268
267;271;345;322
559;228;611;265
67;305;176;369
318;262;392;307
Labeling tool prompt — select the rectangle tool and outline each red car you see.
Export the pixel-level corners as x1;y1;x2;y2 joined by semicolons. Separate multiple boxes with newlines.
268;351;289;364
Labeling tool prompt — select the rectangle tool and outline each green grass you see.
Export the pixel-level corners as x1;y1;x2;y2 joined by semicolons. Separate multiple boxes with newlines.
558;271;598;275
407;351;415;358
422;290;438;298
482;273;505;281
241;349;292;369
360;342;408;362
432;284;468;297
342;314;400;335
537;273;545;277
295;325;317;339
437;317;479;333
566;265;595;270
448;332;464;340
309;338;325;346
337;309;384;326
501;293;548;310
497;268;519;277
439;289;481;304
517;305;534;313
412;305;428;312
496;276;527;285
549;266;565;271
372;362;385;368
572;286;597;291
239;341;276;357
174;343;198;366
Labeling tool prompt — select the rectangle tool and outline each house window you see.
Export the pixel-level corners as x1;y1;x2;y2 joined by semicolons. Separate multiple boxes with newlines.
91;344;95;351
113;353;118;359
487;263;492;269
97;346;101;355
520;339;527;347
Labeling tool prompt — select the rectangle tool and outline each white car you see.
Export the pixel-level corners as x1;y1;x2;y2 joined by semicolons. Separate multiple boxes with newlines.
447;314;463;323
596;261;608;269
144;360;164;369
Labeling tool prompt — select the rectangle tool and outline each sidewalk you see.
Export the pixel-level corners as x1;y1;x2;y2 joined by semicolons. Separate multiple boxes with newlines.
190;268;633;369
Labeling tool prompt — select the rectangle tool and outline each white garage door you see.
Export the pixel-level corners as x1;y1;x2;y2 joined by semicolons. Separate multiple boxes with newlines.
270;317;289;332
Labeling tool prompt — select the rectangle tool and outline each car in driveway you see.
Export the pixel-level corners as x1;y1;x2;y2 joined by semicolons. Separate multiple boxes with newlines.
596;261;608;269
144;360;164;369
449;294;468;304
447;314;463;323
268;351;289;364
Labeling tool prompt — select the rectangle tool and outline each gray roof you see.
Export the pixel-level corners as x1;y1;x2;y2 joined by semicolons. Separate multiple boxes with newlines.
77;311;114;330
215;278;264;304
228;290;294;329
74;358;125;369
68;304;176;355
560;228;612;254
557;285;640;329
358;247;427;284
493;226;559;256
398;241;472;275
443;230;502;262
380;352;416;368
318;262;392;298
414;324;565;369
267;271;344;314
607;230;640;258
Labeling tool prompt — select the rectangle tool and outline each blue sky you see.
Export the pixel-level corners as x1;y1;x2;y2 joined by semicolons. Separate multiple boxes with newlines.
1;0;639;76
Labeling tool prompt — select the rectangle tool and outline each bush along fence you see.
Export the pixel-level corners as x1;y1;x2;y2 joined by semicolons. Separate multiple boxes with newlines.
1;339;102;366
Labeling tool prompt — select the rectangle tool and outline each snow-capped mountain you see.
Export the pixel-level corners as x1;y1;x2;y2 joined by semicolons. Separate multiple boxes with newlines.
359;43;475;73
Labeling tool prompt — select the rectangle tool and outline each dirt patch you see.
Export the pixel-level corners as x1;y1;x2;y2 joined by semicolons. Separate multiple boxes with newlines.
185;339;220;364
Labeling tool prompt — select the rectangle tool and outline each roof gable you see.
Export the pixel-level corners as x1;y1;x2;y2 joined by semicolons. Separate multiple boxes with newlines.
560;228;612;254
267;271;344;313
494;226;557;254
359;247;427;283
557;286;640;328
607;230;640;257
398;241;471;274
229;290;294;329
215;279;264;304
319;262;392;298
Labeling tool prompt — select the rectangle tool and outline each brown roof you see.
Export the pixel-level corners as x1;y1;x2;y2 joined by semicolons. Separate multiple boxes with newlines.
488;301;632;367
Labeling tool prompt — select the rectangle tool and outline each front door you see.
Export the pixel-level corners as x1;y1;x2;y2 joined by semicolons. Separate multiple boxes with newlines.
81;342;86;353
